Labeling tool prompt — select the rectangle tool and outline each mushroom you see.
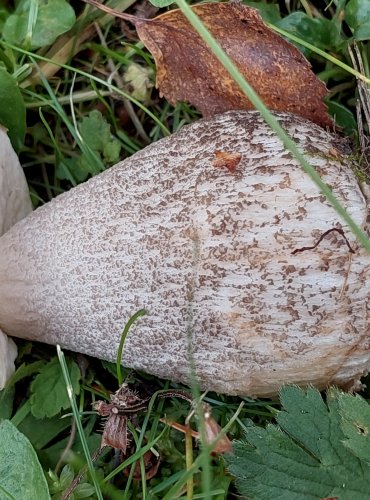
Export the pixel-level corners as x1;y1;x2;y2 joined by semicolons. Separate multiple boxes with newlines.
0;111;369;397
0;126;33;388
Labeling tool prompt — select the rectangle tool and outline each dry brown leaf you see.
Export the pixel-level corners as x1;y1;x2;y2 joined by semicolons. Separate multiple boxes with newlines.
82;0;332;128
213;151;242;173
136;1;333;128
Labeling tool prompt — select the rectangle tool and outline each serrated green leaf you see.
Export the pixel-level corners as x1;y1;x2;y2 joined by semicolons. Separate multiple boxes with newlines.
79;110;119;155
70;110;120;180
225;386;370;500
345;0;370;40
277;386;339;464
0;420;50;500
0;67;26;152
30;357;81;419
79;110;110;151
103;139;121;163
337;391;370;464
3;0;76;50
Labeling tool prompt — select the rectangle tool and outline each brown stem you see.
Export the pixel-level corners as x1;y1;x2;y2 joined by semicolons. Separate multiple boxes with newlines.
81;0;141;25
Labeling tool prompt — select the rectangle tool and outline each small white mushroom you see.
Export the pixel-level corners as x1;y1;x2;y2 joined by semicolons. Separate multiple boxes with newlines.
0;111;369;396
0;126;33;388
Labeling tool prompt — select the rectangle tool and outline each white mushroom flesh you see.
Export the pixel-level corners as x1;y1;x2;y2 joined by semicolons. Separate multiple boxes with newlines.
0;126;33;388
0;111;368;397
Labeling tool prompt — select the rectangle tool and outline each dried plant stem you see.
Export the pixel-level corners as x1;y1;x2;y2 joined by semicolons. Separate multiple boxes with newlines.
54;418;77;475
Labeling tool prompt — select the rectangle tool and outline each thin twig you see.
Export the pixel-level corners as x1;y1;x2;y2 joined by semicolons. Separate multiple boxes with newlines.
291;228;355;255
54;418;77;475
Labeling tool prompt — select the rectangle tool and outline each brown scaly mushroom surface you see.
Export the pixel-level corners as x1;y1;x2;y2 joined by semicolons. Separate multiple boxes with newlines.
0;126;33;387
0;111;369;396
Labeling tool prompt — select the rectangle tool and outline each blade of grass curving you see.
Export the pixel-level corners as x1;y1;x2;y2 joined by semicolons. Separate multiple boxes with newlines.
174;0;370;254
126;422;148;499
269;23;370;85
32;61;105;176
103;427;167;482
116;309;147;386
10;400;32;427
25;88;113;108
162;401;245;500
56;345;103;500
122;388;169;496
38;108;77;187
1;42;170;135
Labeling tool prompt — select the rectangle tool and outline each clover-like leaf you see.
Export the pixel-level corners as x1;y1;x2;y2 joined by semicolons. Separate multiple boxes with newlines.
79;110;121;162
3;0;76;50
345;0;370;41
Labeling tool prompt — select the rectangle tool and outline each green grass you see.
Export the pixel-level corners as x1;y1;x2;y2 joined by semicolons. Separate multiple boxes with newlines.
1;0;370;498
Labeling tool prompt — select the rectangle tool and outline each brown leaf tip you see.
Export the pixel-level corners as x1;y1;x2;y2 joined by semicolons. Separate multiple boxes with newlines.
213;151;242;173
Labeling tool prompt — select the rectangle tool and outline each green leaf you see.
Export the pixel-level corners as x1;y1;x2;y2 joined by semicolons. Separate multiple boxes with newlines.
0;7;10;31
148;0;175;7
0;386;14;420
276;12;344;53
3;0;76;50
103;140;121;163
74;482;96;498
0;67;26;152
0;361;45;420
337;391;370;464
100;360;119;378
0;420;50;500
30;357;81;419
18;412;72;449
243;1;281;23
63;110;121;181
225;386;370;500
79;110;120;158
48;465;74;494
58;465;74;491
327;100;357;134
345;0;370;40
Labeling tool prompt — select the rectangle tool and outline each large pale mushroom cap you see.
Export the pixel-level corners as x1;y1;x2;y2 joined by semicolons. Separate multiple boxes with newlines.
0;111;369;396
0;126;33;388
